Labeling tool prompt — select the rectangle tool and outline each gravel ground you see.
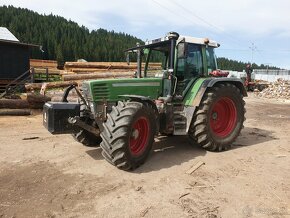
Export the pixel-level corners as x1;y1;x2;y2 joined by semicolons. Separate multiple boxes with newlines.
0;93;289;218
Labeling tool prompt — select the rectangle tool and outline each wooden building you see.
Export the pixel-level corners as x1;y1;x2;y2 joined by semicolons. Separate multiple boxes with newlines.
0;27;39;84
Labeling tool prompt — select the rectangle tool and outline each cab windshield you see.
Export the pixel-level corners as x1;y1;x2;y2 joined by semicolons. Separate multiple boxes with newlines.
143;45;170;77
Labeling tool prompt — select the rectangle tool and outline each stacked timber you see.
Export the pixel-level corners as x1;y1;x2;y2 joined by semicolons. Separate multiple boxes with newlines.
24;62;162;92
62;62;162;81
256;79;290;100
30;59;58;68
30;59;62;75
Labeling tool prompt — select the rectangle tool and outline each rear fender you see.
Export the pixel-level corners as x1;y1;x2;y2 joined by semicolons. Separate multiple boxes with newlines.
184;78;247;107
183;77;247;132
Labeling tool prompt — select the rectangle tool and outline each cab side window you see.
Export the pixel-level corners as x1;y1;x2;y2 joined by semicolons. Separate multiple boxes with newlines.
206;47;217;73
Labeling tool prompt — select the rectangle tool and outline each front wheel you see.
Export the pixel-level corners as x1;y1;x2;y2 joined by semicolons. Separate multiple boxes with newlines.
100;101;156;170
189;83;245;151
72;129;102;147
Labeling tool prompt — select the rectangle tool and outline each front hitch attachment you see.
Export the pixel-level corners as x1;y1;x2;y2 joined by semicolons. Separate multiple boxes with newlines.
68;116;100;136
61;84;88;107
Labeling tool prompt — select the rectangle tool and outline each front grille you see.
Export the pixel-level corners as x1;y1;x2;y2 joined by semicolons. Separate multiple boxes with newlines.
92;83;109;101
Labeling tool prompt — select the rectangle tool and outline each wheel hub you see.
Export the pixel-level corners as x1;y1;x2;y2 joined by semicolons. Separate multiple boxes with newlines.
212;112;218;120
131;129;139;140
210;97;237;138
129;117;149;156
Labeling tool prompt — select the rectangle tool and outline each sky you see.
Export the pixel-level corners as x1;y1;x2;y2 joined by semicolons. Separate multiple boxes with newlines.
1;0;290;69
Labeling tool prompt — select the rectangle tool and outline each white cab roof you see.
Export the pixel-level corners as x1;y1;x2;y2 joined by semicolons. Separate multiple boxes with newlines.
178;35;219;47
145;34;219;48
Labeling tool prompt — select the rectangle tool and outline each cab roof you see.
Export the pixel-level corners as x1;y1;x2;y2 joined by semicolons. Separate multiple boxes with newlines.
145;34;219;48
126;32;219;52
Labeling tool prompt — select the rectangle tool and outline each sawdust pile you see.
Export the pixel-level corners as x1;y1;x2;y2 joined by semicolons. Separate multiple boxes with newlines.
255;79;290;100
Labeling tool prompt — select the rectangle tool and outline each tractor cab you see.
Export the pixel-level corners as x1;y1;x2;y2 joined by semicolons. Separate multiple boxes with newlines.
127;32;219;97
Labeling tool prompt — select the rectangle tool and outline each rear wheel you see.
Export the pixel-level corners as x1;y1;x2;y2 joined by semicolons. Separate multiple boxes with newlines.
189;83;245;151
100;101;156;170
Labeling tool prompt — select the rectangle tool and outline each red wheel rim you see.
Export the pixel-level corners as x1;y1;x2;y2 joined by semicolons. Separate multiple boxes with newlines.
130;117;149;156
210;97;237;138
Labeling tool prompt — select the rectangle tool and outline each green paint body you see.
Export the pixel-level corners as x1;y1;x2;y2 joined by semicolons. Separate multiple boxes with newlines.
183;78;207;106
83;78;163;102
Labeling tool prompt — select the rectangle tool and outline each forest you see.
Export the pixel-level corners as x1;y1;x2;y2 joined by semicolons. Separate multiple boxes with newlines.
0;6;142;64
0;5;279;70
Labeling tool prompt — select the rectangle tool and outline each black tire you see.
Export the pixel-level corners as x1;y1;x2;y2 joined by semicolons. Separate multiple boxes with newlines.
189;83;245;151
100;101;156;171
72;129;102;147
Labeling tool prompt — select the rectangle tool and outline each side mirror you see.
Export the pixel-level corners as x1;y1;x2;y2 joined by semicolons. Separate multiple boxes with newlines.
177;42;188;59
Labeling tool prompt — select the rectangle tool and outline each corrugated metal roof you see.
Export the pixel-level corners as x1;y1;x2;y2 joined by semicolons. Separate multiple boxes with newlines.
0;27;19;42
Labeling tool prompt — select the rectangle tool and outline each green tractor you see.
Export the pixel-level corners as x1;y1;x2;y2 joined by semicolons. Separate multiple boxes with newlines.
43;32;246;170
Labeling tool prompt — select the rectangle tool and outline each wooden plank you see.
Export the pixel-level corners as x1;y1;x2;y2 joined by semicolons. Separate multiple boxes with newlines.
186;161;205;175
32;68;62;75
30;59;58;68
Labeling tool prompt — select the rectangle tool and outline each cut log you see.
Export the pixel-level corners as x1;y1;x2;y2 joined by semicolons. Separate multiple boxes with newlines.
64;62;161;70
0;99;45;109
66;68;135;73
0;109;31;116
25;81;78;91
0;99;30;109
20;93;51;103
62;72;135;81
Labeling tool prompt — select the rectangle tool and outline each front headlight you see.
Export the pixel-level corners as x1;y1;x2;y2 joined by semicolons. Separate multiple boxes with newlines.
89;102;95;114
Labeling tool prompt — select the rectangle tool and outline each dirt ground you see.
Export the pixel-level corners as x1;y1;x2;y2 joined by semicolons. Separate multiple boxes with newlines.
0;93;289;218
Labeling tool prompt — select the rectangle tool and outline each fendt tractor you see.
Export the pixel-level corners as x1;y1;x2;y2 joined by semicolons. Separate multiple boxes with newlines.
43;32;246;171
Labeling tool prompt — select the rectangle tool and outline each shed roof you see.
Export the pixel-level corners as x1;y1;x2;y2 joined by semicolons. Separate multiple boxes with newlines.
0;27;40;48
0;27;19;42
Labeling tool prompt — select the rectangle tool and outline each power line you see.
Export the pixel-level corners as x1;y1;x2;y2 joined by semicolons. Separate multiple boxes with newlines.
150;0;247;48
172;1;250;48
170;1;223;32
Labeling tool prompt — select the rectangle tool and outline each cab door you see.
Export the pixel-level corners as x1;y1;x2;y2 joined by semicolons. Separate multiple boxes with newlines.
175;42;204;96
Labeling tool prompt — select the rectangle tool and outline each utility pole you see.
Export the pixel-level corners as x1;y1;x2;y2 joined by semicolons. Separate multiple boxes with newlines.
249;43;257;65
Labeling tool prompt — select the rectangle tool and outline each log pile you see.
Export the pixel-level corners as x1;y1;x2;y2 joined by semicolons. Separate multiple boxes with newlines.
62;62;162;81
24;61;162;93
30;59;58;68
64;62;161;71
30;59;61;75
255;79;290;100
62;72;135;81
